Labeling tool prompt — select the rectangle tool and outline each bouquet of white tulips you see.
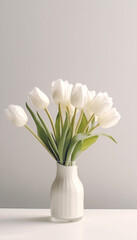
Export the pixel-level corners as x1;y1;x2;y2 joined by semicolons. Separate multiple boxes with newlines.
5;79;121;166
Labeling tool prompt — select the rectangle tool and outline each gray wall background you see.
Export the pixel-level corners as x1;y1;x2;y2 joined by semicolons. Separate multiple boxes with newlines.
0;0;137;209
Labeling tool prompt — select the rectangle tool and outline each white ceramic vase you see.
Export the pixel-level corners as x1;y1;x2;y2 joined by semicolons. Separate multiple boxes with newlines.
50;162;84;222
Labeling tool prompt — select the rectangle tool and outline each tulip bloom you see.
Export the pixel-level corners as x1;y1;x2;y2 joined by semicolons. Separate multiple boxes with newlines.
51;79;73;106
88;90;96;100
63;81;73;106
28;87;49;110
84;90;96;114
5;105;28;127
5;81;121;166
70;83;88;109
88;92;113;116
51;79;65;104
98;108;121;128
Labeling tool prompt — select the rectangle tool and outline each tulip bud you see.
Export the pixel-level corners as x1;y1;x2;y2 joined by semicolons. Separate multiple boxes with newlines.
28;87;49;110
51;79;65;104
5;105;28;127
98;108;121;128
88;92;113;116
51;79;73;106
70;83;88;109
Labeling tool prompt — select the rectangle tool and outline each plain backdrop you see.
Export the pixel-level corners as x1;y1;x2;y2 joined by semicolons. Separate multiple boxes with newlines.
0;0;137;209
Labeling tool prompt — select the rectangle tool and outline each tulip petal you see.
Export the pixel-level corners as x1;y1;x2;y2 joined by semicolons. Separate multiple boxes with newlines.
98;108;121;128
70;83;88;109
88;92;113;116
28;87;49;110
5;105;28;127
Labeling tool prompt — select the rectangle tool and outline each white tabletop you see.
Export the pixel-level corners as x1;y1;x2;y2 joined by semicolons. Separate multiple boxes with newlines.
0;209;137;240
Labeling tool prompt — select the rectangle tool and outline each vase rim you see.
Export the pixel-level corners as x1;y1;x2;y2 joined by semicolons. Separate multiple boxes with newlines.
57;162;77;168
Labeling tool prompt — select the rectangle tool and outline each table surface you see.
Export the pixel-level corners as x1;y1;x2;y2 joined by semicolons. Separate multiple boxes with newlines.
0;209;137;240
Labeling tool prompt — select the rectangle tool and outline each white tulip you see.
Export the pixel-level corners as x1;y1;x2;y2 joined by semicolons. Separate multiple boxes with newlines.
51;79;73;106
84;90;96;111
28;87;49;110
87;90;96;102
63;81;73;106
88;92;113;116
51;79;65;104
70;83;88;109
5;105;28;127
98;108;121;128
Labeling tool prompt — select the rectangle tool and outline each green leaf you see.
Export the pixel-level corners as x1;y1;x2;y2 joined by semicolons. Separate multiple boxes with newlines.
58;113;69;164
26;102;40;126
77;113;88;133
55;112;60;145
85;126;89;133
71;140;82;162
88;116;96;132
65;133;91;166
91;116;96;127
62;125;73;163
82;135;99;151
99;133;117;143
37;112;59;160
26;103;57;160
51;132;57;145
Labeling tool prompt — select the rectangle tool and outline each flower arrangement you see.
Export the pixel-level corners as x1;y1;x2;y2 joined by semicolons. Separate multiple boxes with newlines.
5;79;121;166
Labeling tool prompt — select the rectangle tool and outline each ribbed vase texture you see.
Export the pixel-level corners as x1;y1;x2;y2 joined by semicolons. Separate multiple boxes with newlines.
50;163;84;221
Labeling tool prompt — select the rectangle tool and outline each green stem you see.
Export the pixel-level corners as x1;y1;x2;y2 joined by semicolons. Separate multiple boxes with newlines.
58;103;63;128
44;108;56;139
66;106;70;124
72;108;77;137
88;123;100;133
83;113;94;132
24;125;56;160
75;110;83;135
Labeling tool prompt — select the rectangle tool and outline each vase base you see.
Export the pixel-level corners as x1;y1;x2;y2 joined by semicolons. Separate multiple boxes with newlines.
50;216;83;223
